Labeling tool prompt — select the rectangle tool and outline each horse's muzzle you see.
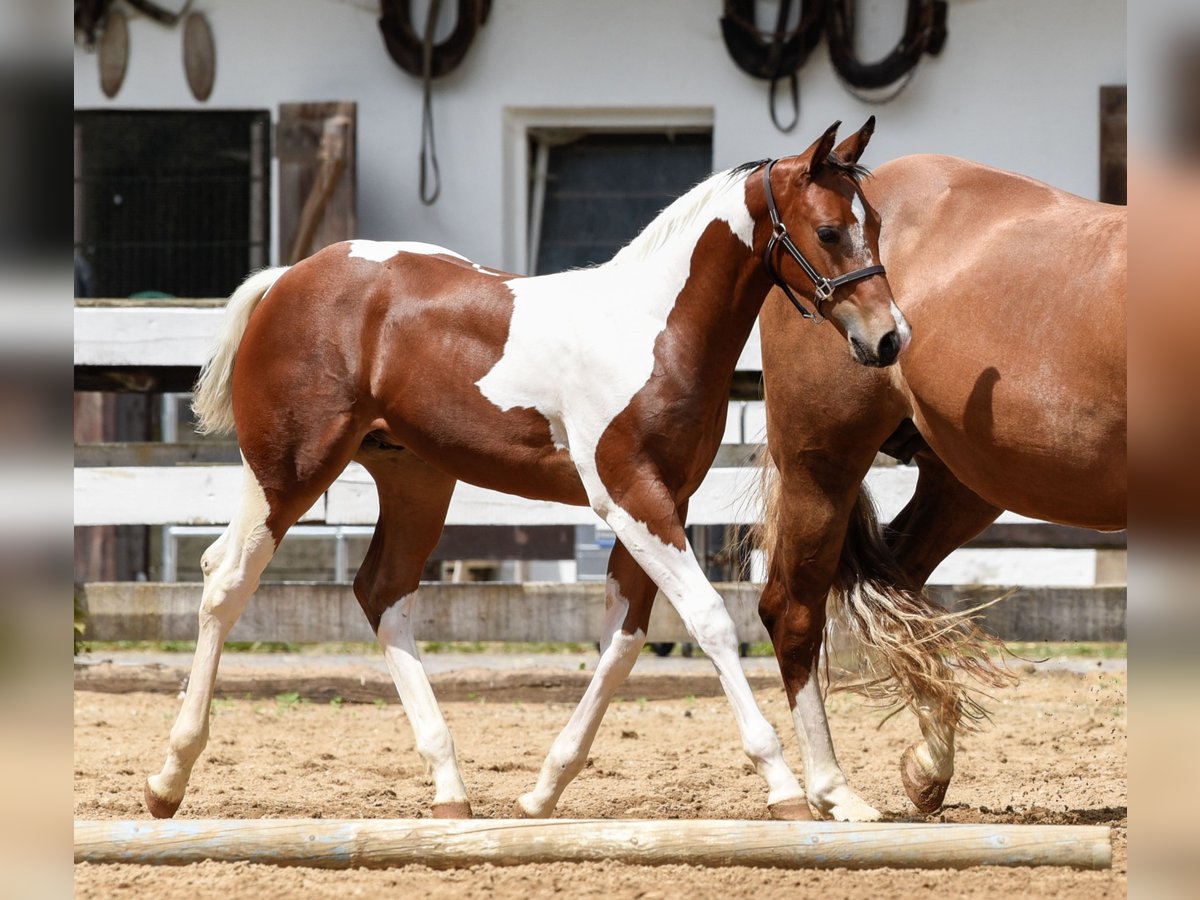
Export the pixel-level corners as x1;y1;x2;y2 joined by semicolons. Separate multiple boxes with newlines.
850;329;904;368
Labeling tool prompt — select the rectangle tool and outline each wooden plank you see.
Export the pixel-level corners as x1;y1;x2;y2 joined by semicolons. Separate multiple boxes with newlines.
77;582;1127;644
72;302;766;374
75;442;241;467
325;464;1038;528
75;365;202;393
278;102;357;264
74;306;223;366
73;463;1041;528
74;468;325;527
972;522;1126;550
73;819;1112;870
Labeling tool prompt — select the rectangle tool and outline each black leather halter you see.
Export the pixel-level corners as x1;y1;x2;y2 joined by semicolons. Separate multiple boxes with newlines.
761;159;887;322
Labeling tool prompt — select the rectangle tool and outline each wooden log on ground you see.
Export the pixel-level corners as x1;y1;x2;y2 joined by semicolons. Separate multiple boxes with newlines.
73;818;1111;870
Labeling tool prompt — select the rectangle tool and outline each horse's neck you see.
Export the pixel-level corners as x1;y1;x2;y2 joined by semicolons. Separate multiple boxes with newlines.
631;217;768;377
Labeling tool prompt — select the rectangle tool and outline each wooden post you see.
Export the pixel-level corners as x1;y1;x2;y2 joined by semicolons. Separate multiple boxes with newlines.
74;819;1112;870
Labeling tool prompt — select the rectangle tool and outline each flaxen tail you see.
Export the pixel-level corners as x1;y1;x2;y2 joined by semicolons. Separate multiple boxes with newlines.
756;453;1015;733
191;267;290;435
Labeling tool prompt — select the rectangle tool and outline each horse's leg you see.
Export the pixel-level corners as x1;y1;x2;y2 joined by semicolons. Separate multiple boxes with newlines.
884;448;1002;813
516;539;656;817
758;461;883;821
601;488;808;819
352;449;470;818
143;434;357;817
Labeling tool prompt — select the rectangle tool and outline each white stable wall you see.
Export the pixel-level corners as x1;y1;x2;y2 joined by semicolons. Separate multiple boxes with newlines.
74;0;1125;270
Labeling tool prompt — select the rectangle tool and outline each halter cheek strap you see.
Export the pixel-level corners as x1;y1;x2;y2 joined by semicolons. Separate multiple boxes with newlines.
761;159;887;322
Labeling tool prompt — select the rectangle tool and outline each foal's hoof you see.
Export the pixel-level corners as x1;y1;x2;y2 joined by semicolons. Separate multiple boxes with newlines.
768;797;814;821
143;779;182;819
901;746;950;814
431;800;473;819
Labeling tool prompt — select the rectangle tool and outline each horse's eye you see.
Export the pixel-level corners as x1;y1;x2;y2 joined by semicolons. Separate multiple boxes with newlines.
817;227;840;245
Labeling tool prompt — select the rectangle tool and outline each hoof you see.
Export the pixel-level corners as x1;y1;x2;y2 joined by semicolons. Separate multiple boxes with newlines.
768;797;814;821
901;746;950;813
822;791;883;822
511;801;532;819
144;780;182;819
431;800;473;819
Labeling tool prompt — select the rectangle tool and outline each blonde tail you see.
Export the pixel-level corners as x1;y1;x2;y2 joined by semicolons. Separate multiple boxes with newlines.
755;453;1015;731
828;486;1016;731
191;267;289;435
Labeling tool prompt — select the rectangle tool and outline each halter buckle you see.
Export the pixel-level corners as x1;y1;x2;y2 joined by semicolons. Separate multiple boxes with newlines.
814;279;835;305
772;221;789;239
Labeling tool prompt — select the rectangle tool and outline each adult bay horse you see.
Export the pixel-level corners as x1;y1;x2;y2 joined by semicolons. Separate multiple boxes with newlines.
757;153;1126;821
144;119;908;821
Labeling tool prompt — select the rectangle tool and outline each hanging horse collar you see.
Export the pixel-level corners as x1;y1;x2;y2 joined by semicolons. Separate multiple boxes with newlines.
720;1;949;127
760;160;886;323
378;0;491;78
826;1;947;96
720;0;825;133
378;1;491;205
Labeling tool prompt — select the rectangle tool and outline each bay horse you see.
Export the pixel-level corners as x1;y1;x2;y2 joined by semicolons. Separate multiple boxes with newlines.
757;153;1126;820
144;119;908;821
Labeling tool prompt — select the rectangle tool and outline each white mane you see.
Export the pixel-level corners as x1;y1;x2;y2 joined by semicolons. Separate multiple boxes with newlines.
608;165;758;266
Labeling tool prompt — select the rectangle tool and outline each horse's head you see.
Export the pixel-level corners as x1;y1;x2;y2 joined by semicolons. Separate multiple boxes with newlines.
761;117;910;367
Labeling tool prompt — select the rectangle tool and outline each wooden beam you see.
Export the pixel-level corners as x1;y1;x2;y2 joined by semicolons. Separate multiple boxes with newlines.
77;581;1127;644
75;442;241;467
73;818;1112;870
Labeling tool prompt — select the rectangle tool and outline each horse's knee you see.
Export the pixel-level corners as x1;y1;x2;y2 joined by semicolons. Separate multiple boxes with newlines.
199;535;227;579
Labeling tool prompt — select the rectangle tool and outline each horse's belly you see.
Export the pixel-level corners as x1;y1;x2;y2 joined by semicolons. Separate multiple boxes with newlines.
919;420;1126;530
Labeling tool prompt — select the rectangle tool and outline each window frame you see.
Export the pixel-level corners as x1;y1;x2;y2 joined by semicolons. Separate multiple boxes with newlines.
502;107;714;274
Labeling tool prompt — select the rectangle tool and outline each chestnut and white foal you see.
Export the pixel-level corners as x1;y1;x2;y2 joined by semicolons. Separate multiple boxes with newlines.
145;119;907;822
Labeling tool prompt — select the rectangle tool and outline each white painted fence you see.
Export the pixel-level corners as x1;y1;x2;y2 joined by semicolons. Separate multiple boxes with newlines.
74;303;1109;588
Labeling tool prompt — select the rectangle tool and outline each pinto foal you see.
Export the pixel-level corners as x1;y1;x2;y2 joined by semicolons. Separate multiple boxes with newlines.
145;119;907;821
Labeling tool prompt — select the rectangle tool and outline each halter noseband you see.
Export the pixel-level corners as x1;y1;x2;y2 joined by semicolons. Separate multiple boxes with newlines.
761;159;887;323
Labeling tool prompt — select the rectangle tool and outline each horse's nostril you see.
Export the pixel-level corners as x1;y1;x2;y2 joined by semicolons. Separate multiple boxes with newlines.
877;331;900;366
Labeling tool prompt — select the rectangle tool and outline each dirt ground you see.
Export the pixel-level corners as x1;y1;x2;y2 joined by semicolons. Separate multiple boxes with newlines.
74;663;1126;898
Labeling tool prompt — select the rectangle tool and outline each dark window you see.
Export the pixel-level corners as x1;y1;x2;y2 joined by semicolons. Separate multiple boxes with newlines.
528;131;713;275
74;110;270;297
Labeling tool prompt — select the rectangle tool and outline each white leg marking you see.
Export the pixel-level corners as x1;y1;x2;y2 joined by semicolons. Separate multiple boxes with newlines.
148;462;275;808
790;675;882;821
607;512;803;808
518;578;645;817
378;594;469;808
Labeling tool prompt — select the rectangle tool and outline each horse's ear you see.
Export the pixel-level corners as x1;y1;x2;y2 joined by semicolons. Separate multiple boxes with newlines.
802;120;842;173
834;116;876;165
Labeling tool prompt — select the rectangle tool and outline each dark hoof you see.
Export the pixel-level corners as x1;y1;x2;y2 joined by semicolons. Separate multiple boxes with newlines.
901;746;950;813
768;797;814;821
144;780;182;819
431;800;473;819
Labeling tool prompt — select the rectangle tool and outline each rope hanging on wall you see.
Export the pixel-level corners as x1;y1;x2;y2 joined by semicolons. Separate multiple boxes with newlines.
825;0;947;102
378;0;491;205
720;0;827;133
